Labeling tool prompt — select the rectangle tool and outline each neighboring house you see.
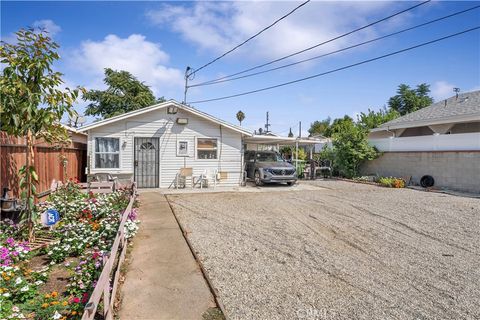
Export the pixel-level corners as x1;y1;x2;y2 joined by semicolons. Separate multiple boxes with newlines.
0;126;87;199
363;90;480;193
79;100;252;188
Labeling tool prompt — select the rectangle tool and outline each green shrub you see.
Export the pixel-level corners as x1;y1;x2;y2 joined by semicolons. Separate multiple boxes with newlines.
378;177;405;188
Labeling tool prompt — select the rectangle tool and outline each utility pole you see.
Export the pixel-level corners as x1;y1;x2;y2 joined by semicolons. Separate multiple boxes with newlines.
265;111;271;133
298;121;302;138
183;66;192;104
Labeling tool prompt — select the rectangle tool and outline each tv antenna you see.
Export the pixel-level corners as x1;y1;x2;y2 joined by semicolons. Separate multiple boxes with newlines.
68;114;86;128
453;87;460;99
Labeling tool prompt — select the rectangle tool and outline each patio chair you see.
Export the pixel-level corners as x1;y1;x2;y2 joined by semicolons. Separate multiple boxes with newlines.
175;167;194;189
317;160;332;178
196;169;218;189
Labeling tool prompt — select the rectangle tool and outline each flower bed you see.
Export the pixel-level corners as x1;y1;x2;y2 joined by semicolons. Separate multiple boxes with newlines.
0;180;139;319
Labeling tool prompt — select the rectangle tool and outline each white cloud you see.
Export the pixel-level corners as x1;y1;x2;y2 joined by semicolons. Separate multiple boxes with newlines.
146;1;403;63
32;19;61;36
70;34;183;96
431;81;456;101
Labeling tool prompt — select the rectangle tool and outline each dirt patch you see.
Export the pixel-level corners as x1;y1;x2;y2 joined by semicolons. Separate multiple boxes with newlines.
25;254;50;271
25;255;78;295
202;307;225;320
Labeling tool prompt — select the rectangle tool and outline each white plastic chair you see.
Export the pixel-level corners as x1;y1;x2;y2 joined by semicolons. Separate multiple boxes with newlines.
197;169;218;189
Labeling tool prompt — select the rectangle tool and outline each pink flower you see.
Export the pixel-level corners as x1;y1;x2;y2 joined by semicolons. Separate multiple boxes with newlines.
72;297;80;303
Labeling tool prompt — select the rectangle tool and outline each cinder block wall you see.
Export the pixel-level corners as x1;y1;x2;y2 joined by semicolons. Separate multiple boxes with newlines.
361;151;480;193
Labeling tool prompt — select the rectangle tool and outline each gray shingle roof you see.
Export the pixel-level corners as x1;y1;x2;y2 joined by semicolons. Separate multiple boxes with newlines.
377;90;480;130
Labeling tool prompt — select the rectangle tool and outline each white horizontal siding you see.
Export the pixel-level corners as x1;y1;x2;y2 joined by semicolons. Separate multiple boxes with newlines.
87;108;243;187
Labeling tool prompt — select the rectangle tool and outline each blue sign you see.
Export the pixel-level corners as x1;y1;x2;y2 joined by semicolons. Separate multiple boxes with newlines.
41;209;60;226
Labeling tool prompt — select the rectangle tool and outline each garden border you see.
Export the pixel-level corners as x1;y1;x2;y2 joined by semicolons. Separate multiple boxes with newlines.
81;182;136;320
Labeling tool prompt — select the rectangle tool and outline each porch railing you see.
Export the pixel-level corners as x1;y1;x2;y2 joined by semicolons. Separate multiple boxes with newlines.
81;182;136;320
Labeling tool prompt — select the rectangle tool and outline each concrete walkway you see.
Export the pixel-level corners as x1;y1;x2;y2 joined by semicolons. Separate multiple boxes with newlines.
119;191;215;320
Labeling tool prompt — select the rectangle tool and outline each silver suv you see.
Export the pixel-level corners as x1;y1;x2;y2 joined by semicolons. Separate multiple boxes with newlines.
245;151;297;186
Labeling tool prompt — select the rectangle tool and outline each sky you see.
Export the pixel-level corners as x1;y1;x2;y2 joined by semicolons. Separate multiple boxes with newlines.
1;1;479;135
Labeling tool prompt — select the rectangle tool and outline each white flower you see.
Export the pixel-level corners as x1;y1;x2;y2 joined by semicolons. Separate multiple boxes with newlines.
15;277;22;285
12;306;19;312
52;311;62;320
3;292;11;297
20;285;29;292
34;280;43;285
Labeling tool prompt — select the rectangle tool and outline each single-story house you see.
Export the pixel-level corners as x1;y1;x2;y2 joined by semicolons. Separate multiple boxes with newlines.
363;90;480;193
79;100;321;188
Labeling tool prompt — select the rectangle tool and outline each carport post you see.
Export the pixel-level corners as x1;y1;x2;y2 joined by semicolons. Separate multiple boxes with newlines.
295;140;298;174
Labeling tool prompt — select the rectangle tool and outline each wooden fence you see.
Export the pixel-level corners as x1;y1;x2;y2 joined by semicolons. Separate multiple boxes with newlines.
82;183;137;320
0;132;87;199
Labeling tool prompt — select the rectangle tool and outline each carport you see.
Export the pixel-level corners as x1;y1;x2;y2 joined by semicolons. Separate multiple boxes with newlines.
243;134;327;175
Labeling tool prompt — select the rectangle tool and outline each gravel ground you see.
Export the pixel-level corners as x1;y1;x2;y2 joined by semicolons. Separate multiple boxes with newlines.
167;180;480;320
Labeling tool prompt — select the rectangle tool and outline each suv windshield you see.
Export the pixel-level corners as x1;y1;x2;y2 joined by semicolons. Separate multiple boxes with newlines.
256;152;283;162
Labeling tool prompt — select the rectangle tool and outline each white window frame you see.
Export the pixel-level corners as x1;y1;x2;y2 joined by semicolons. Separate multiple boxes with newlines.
195;137;218;160
177;140;189;157
94;137;120;169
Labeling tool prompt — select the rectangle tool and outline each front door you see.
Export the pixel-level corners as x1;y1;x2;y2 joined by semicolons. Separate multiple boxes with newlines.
134;137;159;188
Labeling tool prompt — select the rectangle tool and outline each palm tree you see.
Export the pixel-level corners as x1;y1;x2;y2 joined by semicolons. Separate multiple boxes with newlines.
236;110;245;126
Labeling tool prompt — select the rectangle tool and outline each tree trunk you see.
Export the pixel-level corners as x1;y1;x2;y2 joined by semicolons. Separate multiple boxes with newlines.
26;130;35;241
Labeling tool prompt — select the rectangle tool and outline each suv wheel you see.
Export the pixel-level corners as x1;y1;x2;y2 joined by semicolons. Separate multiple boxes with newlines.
254;171;263;186
287;181;294;186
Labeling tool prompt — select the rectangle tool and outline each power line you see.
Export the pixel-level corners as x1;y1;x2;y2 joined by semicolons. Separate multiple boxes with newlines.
188;0;431;87
187;0;311;77
187;26;480;104
189;5;480;87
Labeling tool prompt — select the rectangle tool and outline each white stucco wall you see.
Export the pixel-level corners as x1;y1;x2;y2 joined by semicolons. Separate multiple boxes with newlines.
86;108;244;188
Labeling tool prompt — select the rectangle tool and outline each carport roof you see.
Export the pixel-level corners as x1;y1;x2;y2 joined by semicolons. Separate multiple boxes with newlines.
244;134;326;145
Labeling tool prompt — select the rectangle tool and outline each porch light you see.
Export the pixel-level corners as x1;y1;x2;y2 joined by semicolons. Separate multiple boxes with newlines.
167;106;178;114
176;118;188;125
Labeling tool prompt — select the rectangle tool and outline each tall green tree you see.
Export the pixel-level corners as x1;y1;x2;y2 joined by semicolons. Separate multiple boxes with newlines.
236;110;245;126
331;120;378;178
308;117;331;137
357;107;399;130
388;83;433;115
323;115;353;137
1;28;82;239
83;68;164;119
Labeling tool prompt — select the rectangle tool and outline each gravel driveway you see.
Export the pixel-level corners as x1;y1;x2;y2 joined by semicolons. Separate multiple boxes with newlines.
167;180;479;320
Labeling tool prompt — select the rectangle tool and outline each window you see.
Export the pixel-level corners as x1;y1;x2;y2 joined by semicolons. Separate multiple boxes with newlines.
197;138;217;159
95;137;120;168
140;142;155;150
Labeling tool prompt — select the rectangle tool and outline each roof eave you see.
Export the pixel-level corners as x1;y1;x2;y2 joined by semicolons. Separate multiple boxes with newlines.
375;113;480;132
78;100;253;136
